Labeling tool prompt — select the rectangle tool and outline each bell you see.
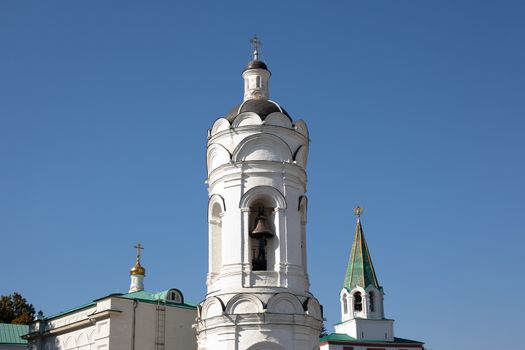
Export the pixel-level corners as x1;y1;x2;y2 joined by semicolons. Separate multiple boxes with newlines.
250;212;273;238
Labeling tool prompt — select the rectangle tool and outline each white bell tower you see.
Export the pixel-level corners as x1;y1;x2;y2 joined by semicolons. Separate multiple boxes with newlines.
195;37;323;350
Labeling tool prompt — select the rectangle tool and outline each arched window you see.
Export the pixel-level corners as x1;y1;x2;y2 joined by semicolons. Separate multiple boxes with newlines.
369;291;375;312
342;293;348;314
256;76;261;88
209;200;223;277
168;290;182;303
353;292;362;312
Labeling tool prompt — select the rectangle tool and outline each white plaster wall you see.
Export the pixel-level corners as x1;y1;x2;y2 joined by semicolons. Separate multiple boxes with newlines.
197;314;322;350
335;319;394;342
199;110;322;349
27;305;103;350
27;297;197;350
205;122;311;297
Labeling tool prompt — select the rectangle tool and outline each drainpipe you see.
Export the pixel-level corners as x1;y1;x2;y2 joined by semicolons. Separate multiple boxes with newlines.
132;300;138;350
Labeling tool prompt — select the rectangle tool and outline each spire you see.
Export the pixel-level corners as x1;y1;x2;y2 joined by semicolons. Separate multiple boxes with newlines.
129;242;145;293
343;207;380;291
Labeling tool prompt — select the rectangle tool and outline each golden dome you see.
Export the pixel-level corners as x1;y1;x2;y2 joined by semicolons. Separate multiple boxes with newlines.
130;242;146;276
130;259;146;276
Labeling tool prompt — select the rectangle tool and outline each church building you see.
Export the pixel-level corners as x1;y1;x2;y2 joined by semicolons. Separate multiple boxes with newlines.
22;38;423;350
24;246;197;350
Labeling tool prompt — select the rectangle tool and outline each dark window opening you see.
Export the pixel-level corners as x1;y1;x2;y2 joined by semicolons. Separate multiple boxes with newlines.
369;291;375;312
354;292;362;312
250;206;274;271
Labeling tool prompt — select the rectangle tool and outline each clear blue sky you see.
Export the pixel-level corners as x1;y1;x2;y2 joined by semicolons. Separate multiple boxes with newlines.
1;1;524;349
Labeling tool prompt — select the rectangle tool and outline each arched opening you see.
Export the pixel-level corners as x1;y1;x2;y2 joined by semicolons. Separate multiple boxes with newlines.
167;289;183;303
240;186;286;274
249;199;275;271
353;292;363;312
369;291;375;312
209;201;223;277
342;293;348;314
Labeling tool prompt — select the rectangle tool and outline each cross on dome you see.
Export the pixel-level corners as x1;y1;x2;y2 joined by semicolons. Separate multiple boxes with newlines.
130;242;146;276
250;35;261;60
134;242;144;261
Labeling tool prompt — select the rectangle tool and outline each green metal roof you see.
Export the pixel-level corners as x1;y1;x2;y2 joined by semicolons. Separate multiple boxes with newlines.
320;333;423;345
45;302;97;320
119;290;197;309
343;217;380;291
45;290;196;320
0;323;28;345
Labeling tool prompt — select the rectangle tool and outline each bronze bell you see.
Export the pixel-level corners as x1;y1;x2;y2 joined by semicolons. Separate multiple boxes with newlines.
250;211;273;239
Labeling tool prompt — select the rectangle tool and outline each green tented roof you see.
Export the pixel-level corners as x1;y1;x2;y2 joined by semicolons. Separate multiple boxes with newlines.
0;323;28;345
320;333;423;344
343;217;380;291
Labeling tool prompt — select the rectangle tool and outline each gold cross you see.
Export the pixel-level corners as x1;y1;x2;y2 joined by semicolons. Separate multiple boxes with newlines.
134;242;144;260
353;206;363;218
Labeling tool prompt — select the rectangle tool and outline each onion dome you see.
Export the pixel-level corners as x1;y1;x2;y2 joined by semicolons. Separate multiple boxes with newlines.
244;59;268;72
130;259;146;276
130;242;146;276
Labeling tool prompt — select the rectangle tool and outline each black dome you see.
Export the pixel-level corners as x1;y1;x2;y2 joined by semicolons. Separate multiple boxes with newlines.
225;99;292;122
244;60;268;71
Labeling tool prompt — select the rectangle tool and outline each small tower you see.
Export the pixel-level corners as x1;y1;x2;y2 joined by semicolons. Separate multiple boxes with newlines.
337;207;392;339
242;36;270;101
320;208;424;349
129;242;146;293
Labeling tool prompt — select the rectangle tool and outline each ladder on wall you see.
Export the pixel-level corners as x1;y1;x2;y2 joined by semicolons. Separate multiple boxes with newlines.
155;301;166;350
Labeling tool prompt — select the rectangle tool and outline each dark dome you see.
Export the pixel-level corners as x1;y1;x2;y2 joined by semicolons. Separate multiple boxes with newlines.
225;99;292;122
244;60;268;71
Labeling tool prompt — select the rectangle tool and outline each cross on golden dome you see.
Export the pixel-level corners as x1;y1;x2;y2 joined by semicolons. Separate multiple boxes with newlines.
130;242;146;276
134;242;144;261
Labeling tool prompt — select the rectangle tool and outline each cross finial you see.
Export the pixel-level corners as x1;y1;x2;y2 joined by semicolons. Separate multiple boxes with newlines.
134;242;144;261
250;35;261;60
353;206;363;218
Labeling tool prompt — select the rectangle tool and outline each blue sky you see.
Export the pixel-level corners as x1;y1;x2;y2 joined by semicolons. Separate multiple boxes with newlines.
1;1;524;349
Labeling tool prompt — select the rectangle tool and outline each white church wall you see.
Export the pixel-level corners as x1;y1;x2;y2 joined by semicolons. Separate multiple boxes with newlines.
335;318;394;342
27;295;197;350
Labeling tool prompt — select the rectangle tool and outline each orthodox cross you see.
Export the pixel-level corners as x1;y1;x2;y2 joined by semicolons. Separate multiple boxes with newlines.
134;242;144;260
353;206;363;218
250;35;261;60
